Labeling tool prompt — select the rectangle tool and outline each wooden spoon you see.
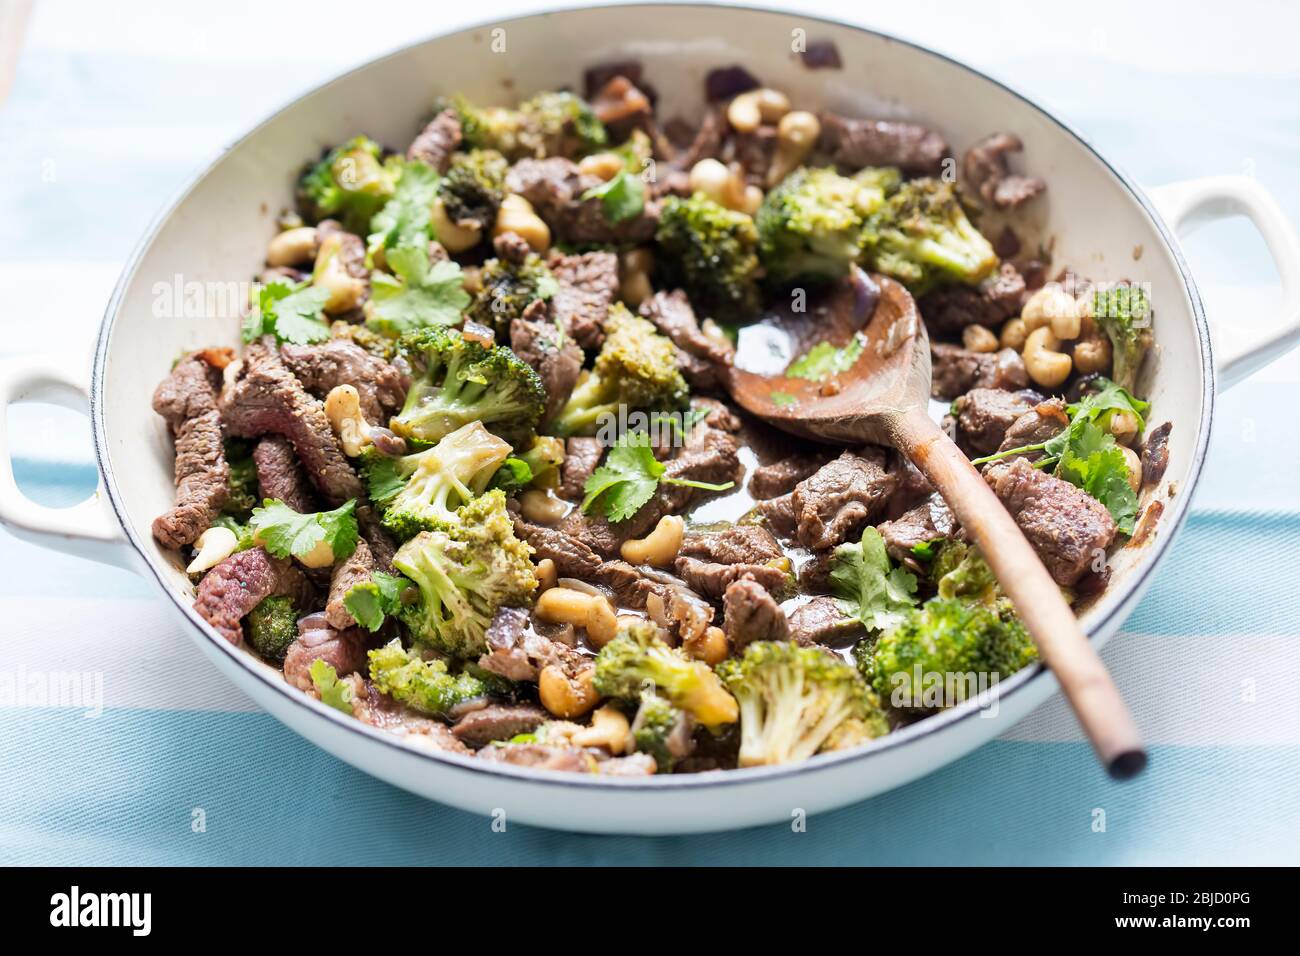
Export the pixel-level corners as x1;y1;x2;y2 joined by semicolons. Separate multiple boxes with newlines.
728;269;1146;779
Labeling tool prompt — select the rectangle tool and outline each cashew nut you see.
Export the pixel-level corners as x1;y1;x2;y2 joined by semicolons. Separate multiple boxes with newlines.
766;110;820;187
683;625;728;666
577;152;624;181
324;384;372;457
535;558;558;593
619;247;655;309
999;317;1028;351
1021;284;1081;338
1022;326;1072;388
520;488;568;525
1107;409;1140;446
1071;333;1113;376
571;704;631;754
313;236;366;314
536;586;597;626
538;664;600;719
962;324;999;353
689;158;732;204
493;193;550;253
186;526;239;574
1120;445;1142;492
620;514;685;568
430;195;482;253
267;226;319;267
727;88;791;133
584;595;619;647
294;537;338;570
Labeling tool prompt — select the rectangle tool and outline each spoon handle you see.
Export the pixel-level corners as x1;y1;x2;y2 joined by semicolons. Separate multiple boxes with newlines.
889;406;1146;780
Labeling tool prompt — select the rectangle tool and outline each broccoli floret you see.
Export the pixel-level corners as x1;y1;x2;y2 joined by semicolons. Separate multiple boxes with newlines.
862;177;998;293
390;326;546;445
369;421;512;540
716;641;887;767
439;148;508;232
552;305;689;436
1090;284;1152;392
931;540;1000;606
222;439;258;520
756;166;882;285
655;193;762;321
451;91;606;160
466;250;559;337
245;595;299;663
368;638;488;715
858;598;1037;711
630;690;692;772
592;621;737;729
297;135;396;234
491;436;567;494
391;490;538;658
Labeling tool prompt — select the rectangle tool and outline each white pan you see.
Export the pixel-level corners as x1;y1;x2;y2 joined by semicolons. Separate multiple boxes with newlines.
2;4;1298;834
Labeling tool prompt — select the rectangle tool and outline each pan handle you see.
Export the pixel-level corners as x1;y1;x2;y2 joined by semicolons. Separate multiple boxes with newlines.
0;353;134;570
1149;175;1300;389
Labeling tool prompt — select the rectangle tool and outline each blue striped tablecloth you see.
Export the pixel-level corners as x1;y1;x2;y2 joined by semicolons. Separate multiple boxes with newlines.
1;0;1297;865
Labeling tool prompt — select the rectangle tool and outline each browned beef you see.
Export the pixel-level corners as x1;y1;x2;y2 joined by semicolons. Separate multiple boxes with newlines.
252;436;316;513
151;354;229;549
346;678;473;754
451;704;548;748
478;743;596;772
985;458;1117;586
280;338;406;422
722;575;788;650
787;596;864;647
559;436;604;501
639;288;734;369
674;556;789;601
963;132;1045;209
510;306;584;422
1141;422;1172;487
931;344;1029;400
508;158;659;246
818;113;948;175
791;449;897;550
994;398;1070;462
954;388;1040;455
669;106;726;171
681;526;784;565
920;262;1027;336
748;452;833;501
325;537;375;630
758;492;799;538
407;107;462;172
547;249;621;351
801;40;843;70
193;546;312;645
514;519;603;579
590;74;653;140
220;341;364;506
731;125;777;185
885;454;934;519
282;611;367;690
477;606;586;682
877;495;956;564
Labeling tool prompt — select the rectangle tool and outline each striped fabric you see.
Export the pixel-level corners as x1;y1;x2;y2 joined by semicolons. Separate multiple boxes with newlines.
1;1;1297;864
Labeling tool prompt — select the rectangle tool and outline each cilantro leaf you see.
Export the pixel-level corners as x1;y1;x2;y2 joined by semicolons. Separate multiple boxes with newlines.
366;245;470;336
786;334;865;381
343;571;411;632
1056;421;1139;533
581;431;734;522
250;498;359;562
310;659;355;713
829;527;919;633
243;281;331;345
367;159;440;259
581;169;646;224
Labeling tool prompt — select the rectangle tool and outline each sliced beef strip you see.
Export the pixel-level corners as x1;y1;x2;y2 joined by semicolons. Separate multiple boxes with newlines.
344;677;473;755
252;436;317;513
674;555;789;601
407;107;462;173
510;304;584;422
669;106;726;171
963;132;1046;209
791;448;898;550
559;436;604;501
994;398;1070;462
220;340;365;506
451;704;548;748
877;494;956;565
193;546;313;646
325;537;375;630
547;249;621;352
477;606;587;682
953;388;1041;455
280;338;407;422
514;518;603;579
985;458;1117;586
884;454;934;519
151;354;229;549
748;452;834;501
478;743;596;772
817;113;949;175
758;492;799;538
1141;422;1172;487
283;611;367;691
680;526;784;565
639;288;735;366
507;157;660;246
730;125;777;186
787;596;865;648
931;344;1029;401
722;575;789;650
919;262;1027;336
